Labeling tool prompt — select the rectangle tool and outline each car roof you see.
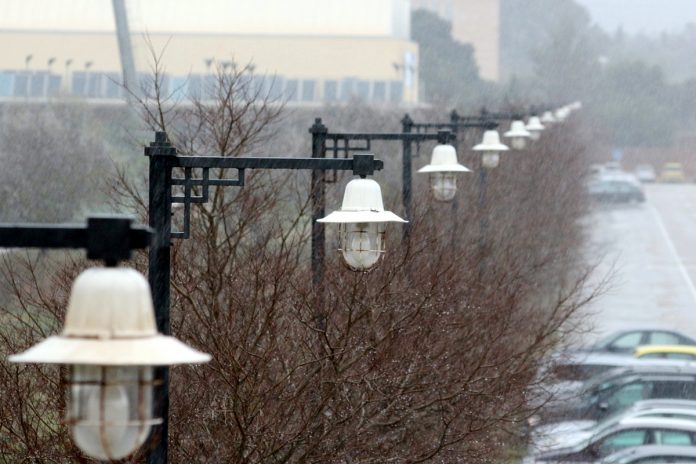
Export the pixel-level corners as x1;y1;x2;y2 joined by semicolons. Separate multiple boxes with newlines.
587;363;696;388
631;399;696;410
636;345;696;356
615;416;696;430
602;445;696;463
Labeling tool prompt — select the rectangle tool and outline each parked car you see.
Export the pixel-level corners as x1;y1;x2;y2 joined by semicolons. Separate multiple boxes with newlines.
527;417;696;463
588;329;696;354
588;177;645;203
538;365;696;423
601;444;696;463
636;345;696;361
531;399;696;453
634;164;657;183
659;162;688;183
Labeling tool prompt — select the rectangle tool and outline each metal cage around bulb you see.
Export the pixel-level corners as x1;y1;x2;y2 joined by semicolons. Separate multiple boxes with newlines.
338;222;386;271
67;365;158;461
9;267;211;461
318;177;406;272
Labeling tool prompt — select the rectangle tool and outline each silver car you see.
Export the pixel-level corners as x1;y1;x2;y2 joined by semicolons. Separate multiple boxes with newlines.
531;400;696;455
526;417;696;463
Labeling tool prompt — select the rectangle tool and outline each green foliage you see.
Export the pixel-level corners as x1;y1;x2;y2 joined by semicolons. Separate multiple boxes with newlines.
501;0;689;147
411;9;491;106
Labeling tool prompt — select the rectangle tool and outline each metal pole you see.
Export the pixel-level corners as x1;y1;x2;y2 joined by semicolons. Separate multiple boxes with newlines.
401;114;414;241
478;165;489;281
111;0;138;101
145;132;175;464
309;118;327;295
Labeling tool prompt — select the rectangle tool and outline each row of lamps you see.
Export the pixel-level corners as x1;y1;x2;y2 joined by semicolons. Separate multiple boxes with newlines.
7;102;580;460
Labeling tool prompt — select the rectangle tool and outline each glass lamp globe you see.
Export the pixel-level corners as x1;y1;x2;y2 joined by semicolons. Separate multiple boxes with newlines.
9;267;211;461
417;144;471;202
318;177;406;271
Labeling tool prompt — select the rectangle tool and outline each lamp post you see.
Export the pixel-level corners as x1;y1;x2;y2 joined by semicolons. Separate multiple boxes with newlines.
145;130;391;463
0;216;211;461
311;118;457;246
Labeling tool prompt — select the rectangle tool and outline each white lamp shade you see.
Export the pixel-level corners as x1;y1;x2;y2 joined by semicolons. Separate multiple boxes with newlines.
417;144;470;173
473;130;510;153
540;111;557;124
555;107;570;121
526;116;545;133
504;120;531;139
317;178;406;224
9;268;211;365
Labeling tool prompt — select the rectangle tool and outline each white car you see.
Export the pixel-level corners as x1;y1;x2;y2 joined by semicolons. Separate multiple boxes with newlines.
634;164;656;183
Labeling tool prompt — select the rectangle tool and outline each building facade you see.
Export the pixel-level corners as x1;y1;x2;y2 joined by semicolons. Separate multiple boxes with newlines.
0;0;419;104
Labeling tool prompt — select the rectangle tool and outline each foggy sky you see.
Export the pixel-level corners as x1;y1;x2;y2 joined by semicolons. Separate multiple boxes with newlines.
575;0;696;36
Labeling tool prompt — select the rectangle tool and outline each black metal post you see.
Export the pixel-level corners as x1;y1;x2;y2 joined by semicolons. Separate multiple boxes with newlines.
401;114;414;240
0;216;151;263
145;132;176;464
309;119;327;293
478;166;489;281
143;130;384;464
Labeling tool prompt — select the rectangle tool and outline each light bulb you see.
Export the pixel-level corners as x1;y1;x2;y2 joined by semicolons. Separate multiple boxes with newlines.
529;131;541;141
482;152;500;169
511;137;527;150
430;173;457;202
340;222;384;271
70;366;152;460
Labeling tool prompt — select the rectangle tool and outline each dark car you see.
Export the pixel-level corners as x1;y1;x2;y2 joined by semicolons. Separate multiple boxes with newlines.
589;329;696;354
589;177;645;203
540;365;696;423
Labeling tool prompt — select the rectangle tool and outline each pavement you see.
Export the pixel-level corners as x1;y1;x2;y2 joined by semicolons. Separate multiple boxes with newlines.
582;183;696;343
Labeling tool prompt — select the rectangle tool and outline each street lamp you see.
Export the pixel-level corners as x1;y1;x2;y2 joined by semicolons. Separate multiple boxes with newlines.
318;178;406;271
525;116;545;141
0;216;210;461
417;142;471;202
145;131;387;463
504;120;532;150
473;128;510;169
313;118;456;246
540;110;557;125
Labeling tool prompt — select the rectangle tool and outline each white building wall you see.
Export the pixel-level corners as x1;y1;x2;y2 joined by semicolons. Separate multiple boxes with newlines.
0;0;411;38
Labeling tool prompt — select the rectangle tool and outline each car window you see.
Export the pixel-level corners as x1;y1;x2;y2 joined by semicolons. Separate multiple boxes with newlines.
606;383;651;412
653;380;696;399
610;332;643;351
597;430;648;456
665;353;696;360
654;429;693;446
649;332;682;345
640;353;669;359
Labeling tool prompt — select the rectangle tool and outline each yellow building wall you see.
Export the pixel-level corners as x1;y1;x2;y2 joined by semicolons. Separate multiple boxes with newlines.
0;31;419;103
